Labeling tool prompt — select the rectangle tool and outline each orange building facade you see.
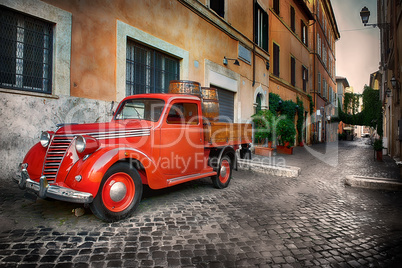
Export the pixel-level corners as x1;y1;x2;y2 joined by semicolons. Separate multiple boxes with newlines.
309;0;340;143
0;0;340;179
268;0;314;144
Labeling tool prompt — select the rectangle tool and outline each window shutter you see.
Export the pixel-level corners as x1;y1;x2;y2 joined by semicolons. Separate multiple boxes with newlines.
273;44;280;77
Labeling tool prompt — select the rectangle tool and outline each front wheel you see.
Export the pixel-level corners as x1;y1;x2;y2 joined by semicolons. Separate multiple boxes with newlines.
212;156;232;189
90;162;143;222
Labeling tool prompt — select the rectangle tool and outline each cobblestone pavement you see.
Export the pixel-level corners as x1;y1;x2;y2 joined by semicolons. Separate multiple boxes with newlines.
1;139;402;267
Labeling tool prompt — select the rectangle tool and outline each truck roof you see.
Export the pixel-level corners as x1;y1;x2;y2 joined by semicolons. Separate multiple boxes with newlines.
122;93;201;103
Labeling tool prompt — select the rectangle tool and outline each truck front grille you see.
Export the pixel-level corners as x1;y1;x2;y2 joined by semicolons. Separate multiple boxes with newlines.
43;135;74;182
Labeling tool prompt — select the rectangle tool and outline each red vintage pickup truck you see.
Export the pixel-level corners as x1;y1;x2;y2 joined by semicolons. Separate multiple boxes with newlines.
14;93;252;221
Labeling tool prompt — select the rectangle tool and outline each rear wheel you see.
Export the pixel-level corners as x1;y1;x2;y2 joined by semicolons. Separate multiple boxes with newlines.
90;162;143;222
212;155;232;189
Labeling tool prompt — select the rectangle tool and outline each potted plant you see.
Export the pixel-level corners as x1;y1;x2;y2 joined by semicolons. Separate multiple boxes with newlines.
252;110;275;156
276;119;296;155
373;138;383;161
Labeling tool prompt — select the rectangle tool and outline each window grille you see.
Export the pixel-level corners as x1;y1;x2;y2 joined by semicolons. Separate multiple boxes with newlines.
0;7;53;94
126;40;180;96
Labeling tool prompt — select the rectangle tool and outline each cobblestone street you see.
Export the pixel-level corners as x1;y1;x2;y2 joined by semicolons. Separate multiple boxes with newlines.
1;139;402;267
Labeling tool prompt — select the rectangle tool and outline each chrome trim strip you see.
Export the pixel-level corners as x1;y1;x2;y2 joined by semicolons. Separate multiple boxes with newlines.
167;172;217;185
91;132;150;140
55;128;152;137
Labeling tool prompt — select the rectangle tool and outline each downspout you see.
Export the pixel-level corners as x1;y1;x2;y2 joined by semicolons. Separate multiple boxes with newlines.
313;1;317;144
252;0;256;87
392;0;400;155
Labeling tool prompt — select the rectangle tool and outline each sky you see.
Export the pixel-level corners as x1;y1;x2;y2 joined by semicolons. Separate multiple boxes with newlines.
332;0;380;93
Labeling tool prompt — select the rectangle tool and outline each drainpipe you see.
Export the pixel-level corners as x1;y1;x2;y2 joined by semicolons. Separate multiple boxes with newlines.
252;0;256;87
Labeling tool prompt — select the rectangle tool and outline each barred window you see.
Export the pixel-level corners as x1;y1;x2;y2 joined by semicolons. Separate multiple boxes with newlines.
126;40;180;96
0;7;53;94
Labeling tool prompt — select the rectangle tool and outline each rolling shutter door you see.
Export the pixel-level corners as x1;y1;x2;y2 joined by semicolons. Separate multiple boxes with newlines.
216;87;234;122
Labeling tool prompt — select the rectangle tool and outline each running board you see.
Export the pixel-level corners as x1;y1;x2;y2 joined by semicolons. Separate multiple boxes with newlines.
167;171;217;187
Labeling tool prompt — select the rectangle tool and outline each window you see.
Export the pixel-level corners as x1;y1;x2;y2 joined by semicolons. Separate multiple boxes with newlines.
0;7;53;94
290;6;295;32
254;3;268;51
291;56;296;86
210;0;225;18
115;98;165;122
273;0;280;15
273;43;280;77
318;72;321;95
317;34;321;57
302;66;308;92
167;103;199;125
301;20;308;46
323;79;327;99
126;40;180;96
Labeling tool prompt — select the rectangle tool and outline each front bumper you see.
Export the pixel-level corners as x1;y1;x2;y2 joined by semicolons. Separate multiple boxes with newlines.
14;168;93;204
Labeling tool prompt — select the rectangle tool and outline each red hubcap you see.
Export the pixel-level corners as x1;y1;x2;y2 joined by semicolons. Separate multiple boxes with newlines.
219;159;230;184
102;172;135;212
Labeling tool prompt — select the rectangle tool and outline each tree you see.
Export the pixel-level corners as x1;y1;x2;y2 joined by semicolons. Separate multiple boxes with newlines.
333;86;383;137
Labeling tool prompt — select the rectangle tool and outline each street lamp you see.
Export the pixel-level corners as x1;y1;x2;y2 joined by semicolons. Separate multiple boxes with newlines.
360;6;370;25
360;6;389;29
223;56;240;66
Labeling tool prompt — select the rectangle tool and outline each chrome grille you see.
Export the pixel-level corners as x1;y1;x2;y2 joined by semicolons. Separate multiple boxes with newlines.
43;135;74;182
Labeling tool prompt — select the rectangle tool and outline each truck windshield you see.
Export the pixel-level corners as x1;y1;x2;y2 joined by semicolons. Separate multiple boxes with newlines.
115;99;165;122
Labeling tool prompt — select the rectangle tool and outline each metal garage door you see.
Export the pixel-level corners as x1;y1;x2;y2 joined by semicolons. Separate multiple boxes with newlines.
216;87;235;122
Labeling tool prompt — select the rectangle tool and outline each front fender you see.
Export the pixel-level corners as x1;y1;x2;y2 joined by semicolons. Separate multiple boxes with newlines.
23;142;47;181
64;147;164;197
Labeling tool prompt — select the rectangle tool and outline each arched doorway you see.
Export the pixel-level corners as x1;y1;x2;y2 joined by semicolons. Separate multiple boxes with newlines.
256;93;262;113
253;86;268;113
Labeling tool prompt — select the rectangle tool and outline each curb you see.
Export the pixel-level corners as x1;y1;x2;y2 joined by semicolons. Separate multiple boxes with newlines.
344;175;402;191
238;160;300;177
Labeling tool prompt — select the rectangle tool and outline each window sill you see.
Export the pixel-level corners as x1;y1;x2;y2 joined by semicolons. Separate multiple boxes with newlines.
0;88;59;99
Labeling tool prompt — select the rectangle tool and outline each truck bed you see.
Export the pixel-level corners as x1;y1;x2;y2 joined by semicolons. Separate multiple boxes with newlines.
203;122;253;147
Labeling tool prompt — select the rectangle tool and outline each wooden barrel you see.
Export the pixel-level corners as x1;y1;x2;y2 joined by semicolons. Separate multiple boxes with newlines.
168;80;201;97
201;87;219;121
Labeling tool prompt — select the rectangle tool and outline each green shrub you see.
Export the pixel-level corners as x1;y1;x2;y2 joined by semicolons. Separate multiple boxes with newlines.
373;139;383;151
252;109;275;143
276;118;296;147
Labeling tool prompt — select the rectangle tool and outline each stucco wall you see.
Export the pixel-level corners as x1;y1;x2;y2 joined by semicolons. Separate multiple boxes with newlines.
0;93;112;181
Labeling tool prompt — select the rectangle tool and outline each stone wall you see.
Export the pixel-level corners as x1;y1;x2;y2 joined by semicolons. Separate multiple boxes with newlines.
0;92;113;181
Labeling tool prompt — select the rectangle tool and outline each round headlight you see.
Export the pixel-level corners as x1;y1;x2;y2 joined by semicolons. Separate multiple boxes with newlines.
75;135;86;153
40;131;51;148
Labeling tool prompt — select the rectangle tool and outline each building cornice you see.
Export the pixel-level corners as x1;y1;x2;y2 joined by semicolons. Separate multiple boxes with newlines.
177;0;269;61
